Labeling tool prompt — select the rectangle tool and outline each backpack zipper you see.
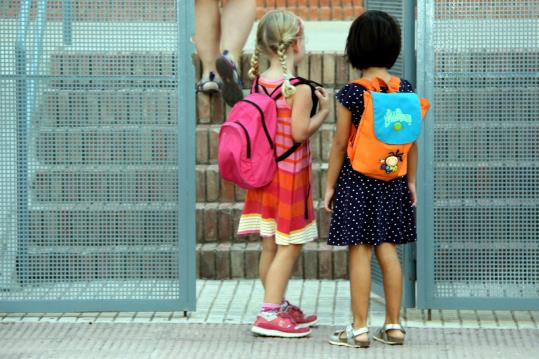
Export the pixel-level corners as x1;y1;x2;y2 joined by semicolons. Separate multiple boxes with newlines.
239;99;274;150
234;121;251;159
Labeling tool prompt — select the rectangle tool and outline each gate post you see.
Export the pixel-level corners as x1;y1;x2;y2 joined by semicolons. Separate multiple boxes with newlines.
177;0;197;312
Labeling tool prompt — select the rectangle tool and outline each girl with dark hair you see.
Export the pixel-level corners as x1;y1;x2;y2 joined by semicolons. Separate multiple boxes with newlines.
325;10;420;348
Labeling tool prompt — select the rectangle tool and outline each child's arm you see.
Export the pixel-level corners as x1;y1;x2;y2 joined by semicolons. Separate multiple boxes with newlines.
290;85;329;142
323;104;352;212
407;142;418;206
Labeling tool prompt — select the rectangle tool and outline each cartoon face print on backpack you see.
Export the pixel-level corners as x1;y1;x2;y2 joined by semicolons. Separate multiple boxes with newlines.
380;150;404;174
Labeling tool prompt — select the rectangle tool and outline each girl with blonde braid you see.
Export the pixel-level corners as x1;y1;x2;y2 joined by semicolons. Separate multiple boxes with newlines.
237;10;329;338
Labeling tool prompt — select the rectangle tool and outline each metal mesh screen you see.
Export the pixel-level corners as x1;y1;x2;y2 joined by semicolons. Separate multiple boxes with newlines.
0;0;194;311
418;0;539;308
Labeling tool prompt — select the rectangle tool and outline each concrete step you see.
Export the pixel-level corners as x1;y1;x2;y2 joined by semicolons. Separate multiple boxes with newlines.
195;201;331;244
197;241;347;280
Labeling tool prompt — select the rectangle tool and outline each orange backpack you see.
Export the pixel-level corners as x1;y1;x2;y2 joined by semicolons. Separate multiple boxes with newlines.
347;77;430;181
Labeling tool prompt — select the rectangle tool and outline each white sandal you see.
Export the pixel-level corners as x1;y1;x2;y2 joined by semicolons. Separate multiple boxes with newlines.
373;323;406;345
328;324;370;348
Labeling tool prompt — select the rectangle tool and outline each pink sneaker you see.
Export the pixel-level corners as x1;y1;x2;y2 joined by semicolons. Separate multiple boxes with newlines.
251;312;311;338
283;301;318;328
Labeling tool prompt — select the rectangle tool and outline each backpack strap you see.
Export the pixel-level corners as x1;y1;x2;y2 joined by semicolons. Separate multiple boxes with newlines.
250;76;321;163
251;76;271;96
351;76;401;93
273;77;321;117
274;77;321;162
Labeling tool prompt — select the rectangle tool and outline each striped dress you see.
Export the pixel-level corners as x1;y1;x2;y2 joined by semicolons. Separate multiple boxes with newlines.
237;76;317;245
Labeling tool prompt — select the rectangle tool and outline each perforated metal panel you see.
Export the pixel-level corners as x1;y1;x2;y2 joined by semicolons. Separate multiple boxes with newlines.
364;0;417;308
0;0;196;312
417;0;539;309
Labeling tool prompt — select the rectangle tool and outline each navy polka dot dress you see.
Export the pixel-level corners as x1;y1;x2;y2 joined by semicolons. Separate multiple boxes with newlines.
327;80;417;247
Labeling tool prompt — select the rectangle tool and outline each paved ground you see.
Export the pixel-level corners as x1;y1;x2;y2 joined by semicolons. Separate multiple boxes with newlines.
2;280;536;330
1;280;538;358
1;323;538;359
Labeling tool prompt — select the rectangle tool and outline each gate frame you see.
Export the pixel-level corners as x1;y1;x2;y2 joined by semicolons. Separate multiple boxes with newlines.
415;0;539;311
0;0;197;313
177;0;197;313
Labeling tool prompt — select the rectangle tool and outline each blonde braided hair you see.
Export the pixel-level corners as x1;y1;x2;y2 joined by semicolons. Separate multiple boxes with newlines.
248;45;262;80
277;39;296;98
248;10;303;98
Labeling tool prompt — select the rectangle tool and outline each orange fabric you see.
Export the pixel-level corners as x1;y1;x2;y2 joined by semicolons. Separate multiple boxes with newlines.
347;77;431;181
238;77;316;242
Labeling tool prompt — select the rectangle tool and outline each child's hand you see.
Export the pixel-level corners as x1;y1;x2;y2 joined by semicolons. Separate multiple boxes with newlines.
324;187;335;212
408;182;417;207
315;87;330;113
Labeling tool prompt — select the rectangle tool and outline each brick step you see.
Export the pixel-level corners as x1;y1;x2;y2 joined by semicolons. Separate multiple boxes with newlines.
196;162;328;203
196;87;338;125
35;128;176;165
3;1;362;21
195;201;331;244
196;123;335;164
38;89;177;127
197;241;347;280
47;50;176;90
34;123;334;167
48;51;351;91
31;168;178;203
27;207;178;247
49;51;176;76
25;249;178;283
196;52;352;92
255;0;363;21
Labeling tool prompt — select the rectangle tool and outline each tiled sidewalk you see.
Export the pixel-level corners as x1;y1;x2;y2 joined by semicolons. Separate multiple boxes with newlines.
2;323;538;359
1;280;537;330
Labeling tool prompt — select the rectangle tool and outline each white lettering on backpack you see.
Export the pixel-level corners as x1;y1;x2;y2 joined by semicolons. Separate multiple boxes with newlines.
384;108;412;128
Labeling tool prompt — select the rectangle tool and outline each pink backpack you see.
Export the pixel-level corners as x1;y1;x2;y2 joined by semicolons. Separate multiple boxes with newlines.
218;77;319;190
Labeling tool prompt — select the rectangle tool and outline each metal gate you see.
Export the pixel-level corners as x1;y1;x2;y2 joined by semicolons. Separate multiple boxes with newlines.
416;0;539;310
364;0;417;308
0;0;196;312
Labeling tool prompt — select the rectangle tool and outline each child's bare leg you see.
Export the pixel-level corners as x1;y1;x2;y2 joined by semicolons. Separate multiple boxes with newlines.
263;244;302;304
259;236;277;288
348;244;373;341
194;0;221;78
375;243;404;339
220;0;256;62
